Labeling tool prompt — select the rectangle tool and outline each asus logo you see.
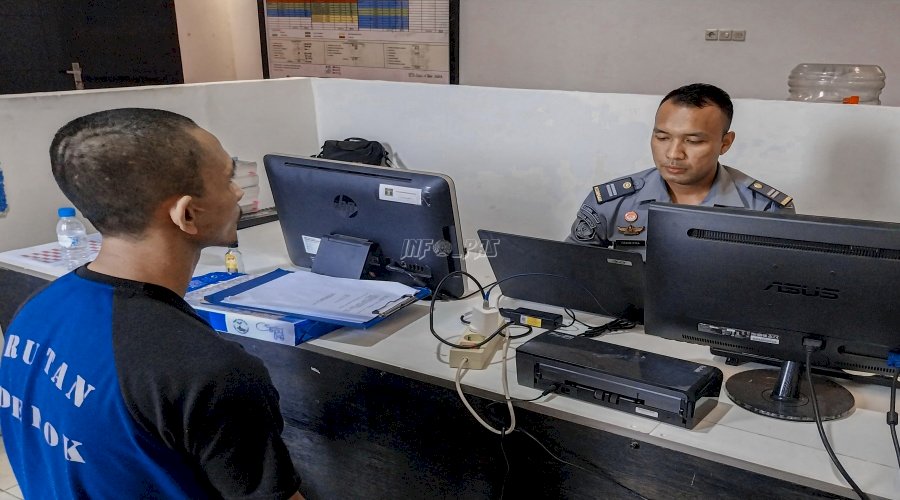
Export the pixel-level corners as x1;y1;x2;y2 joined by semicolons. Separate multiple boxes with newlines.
763;281;839;300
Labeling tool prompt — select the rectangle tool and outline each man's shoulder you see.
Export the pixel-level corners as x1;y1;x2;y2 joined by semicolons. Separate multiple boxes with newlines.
113;291;265;383
588;167;656;205
723;165;794;209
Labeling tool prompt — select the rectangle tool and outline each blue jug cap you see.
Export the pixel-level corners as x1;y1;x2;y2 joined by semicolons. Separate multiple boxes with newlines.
58;207;76;217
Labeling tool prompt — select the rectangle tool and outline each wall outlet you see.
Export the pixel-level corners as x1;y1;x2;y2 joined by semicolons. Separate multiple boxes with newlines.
732;30;746;42
704;29;719;41
718;30;732;41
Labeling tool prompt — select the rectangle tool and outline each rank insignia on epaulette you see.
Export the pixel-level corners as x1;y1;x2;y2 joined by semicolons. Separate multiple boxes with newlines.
749;180;793;207
593;177;636;204
616;224;645;236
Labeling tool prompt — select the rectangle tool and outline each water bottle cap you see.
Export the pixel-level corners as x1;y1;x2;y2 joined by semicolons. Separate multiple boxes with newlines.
58;207;76;217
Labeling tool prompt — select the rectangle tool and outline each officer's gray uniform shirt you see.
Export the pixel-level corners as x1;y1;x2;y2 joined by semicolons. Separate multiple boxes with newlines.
567;164;795;255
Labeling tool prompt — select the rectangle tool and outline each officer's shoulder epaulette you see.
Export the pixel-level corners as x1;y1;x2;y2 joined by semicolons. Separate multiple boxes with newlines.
592;177;637;204
748;179;793;207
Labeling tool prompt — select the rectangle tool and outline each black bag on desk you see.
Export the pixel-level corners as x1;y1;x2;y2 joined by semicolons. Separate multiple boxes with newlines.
316;137;391;166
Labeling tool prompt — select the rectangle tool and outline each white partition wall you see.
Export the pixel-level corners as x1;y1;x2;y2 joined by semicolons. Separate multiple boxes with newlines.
311;78;900;241
0;79;319;252
2;77;899;252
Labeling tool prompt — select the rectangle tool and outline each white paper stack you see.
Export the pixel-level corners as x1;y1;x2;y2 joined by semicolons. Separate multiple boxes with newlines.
234;159;260;213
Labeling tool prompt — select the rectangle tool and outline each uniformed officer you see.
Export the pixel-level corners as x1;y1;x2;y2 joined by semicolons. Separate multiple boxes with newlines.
568;83;794;255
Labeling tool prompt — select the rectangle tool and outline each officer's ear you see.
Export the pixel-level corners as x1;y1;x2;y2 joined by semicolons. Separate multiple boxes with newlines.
720;131;735;155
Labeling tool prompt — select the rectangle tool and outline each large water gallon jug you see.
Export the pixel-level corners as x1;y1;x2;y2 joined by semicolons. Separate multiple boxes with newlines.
788;64;885;104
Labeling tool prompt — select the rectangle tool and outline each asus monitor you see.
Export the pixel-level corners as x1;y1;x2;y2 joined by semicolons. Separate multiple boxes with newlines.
645;203;900;421
265;154;466;297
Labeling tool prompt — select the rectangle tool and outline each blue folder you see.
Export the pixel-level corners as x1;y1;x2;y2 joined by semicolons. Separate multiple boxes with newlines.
203;268;431;329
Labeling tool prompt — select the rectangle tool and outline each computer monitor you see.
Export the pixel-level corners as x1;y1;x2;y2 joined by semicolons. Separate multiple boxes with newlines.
264;154;466;297
644;203;900;421
477;229;644;322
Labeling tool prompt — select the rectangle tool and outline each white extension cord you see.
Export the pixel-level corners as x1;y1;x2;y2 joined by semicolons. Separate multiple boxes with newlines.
454;317;517;435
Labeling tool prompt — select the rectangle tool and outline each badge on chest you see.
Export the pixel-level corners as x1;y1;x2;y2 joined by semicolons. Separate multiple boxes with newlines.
616;210;644;236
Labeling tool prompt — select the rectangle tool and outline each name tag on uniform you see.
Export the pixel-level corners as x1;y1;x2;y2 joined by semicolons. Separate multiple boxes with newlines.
614;240;646;248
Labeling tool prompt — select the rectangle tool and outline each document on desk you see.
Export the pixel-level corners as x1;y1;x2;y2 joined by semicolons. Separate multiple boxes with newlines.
216;270;422;324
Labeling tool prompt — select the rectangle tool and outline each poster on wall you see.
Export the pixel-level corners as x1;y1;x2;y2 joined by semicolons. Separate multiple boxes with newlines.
258;0;458;84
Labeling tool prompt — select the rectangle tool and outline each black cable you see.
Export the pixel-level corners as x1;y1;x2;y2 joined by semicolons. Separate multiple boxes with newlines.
440;272;632;346
515;428;651;500
499;427;510;500
484;385;561;424
501;324;534;340
459;280;497;300
485;273;613;318
579;318;636;338
390;265;429;290
462;313;534;342
889;368;900;470
562;308;585;328
429;270;510;349
506;383;560;403
564;308;636;338
804;348;868;500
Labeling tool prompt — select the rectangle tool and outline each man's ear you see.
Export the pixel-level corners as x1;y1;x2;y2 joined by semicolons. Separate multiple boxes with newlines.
720;131;736;155
169;195;198;235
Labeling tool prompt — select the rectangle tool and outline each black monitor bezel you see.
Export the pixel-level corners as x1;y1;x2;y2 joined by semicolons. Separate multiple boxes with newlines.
644;203;900;379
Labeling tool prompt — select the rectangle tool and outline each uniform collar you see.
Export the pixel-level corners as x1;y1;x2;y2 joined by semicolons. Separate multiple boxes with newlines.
703;164;745;208
632;168;672;205
632;164;744;208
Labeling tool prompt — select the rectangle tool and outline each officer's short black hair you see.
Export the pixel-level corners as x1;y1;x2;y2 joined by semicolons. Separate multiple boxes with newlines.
50;108;205;237
660;83;734;134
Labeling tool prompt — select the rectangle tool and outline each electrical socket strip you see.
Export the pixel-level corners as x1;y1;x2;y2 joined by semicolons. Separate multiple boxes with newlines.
449;329;503;370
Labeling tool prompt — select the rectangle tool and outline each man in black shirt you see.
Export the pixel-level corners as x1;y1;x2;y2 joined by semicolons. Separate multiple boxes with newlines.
0;108;304;499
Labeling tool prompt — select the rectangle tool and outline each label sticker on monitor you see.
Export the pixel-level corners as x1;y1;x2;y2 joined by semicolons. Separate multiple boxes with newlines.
302;235;321;255
606;258;633;266
749;333;780;344
635;407;658;418
698;322;780;345
379;184;422;205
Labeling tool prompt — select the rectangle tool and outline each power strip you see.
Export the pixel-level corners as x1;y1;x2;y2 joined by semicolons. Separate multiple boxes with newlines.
449;330;503;370
449;305;504;370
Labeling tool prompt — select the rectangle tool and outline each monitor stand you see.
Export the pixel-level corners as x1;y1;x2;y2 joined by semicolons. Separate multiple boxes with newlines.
725;360;855;421
712;347;895;388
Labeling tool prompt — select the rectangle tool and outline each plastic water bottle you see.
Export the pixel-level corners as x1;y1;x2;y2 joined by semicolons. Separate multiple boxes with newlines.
224;245;244;274
56;207;88;270
788;64;886;105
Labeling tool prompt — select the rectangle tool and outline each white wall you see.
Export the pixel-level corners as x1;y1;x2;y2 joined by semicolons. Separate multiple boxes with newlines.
311;78;900;242
3;77;899;253
0;79;318;252
174;0;262;83
228;0;265;81
174;0;900;106
459;0;900;105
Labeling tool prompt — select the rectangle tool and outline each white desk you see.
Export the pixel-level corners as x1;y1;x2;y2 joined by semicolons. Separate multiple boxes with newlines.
1;222;898;499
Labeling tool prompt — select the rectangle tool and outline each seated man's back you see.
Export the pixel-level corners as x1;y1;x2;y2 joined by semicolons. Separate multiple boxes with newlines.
0;108;302;499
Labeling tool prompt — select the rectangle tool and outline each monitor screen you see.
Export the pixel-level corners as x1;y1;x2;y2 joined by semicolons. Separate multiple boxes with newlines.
265;154;466;297
644;203;900;421
477;229;644;322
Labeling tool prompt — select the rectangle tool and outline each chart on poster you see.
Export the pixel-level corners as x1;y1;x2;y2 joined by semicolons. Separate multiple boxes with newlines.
261;0;457;83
